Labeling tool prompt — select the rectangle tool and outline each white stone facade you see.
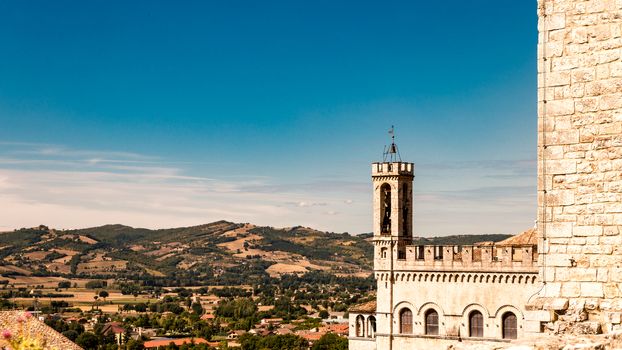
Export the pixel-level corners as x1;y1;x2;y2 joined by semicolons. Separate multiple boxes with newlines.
349;162;540;349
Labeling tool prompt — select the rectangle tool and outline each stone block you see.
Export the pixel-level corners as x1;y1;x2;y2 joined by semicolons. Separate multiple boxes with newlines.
597;267;610;282
525;310;554;322
606;203;622;213
573;225;604;236
605;312;622;324
570;321;601;334
611;62;622;77
572;68;596;83
584;244;613;254
522;320;544;334
568;268;598;281
585;0;608;13
600;234;622;245
548;190;575;205
600;299;622;311
600;49;620;64
547;71;571;86
546;13;566;31
596;64;610;80
581;282;605;298
544;297;569;311
561;282;582;297
600;93;622;110
545;159;577;174
547;99;576;115
575;97;600;112
571;27;589;44
610;268;622;282
604;283;621;298
546;222;574;238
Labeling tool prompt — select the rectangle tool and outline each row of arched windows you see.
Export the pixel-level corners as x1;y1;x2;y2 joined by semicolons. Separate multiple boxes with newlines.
398;309;440;335
398;308;518;339
355;315;376;338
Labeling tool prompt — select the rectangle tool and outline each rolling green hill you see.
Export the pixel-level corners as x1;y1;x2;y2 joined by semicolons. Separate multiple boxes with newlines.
0;222;515;286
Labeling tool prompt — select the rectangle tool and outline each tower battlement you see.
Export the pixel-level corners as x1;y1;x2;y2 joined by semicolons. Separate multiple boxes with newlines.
371;162;414;176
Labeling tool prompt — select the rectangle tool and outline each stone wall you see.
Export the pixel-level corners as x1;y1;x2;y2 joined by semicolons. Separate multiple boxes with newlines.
368;272;541;350
390;244;537;272
537;0;622;330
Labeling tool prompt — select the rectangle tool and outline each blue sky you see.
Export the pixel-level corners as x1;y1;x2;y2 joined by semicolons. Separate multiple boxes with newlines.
0;1;537;235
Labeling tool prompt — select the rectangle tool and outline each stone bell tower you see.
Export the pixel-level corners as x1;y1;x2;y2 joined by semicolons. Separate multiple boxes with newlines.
372;127;415;269
372;128;414;349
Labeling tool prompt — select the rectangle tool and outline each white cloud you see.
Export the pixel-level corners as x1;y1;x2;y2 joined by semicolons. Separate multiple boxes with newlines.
0;142;370;233
0;142;537;236
288;201;327;208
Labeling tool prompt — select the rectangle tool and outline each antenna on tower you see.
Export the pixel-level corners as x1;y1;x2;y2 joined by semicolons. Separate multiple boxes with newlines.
383;125;402;162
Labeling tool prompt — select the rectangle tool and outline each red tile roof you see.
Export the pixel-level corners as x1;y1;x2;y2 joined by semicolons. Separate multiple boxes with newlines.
349;300;376;313
497;228;538;246
143;337;210;348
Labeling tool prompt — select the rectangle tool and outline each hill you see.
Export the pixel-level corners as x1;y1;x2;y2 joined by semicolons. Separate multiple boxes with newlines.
0;221;373;286
0;222;515;287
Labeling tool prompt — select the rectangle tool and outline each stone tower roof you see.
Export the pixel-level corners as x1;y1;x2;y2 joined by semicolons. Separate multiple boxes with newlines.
349;300;376;313
0;311;83;350
497;228;537;246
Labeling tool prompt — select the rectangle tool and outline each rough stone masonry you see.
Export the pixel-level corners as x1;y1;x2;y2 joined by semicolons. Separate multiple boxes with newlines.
537;0;622;333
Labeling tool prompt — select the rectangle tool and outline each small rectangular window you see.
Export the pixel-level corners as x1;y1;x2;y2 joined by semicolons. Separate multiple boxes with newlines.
398;249;406;260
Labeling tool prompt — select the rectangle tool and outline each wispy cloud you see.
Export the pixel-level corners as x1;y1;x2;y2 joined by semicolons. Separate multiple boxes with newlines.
0;142;367;233
0;142;536;236
285;201;327;208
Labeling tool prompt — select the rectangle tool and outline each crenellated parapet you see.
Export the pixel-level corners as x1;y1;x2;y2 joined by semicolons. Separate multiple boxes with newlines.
374;242;538;273
371;162;414;177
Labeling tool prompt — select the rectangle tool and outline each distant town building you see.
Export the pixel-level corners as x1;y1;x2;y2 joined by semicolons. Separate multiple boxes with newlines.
143;337;212;349
102;322;126;346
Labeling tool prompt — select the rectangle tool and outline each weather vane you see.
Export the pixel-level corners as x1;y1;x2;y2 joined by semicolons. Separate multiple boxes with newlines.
383;125;401;162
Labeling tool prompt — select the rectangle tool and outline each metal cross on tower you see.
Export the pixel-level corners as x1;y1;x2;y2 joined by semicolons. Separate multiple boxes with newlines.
383;125;402;162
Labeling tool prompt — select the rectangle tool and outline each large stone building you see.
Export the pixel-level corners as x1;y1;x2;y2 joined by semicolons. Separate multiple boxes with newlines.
349;0;622;348
349;159;542;349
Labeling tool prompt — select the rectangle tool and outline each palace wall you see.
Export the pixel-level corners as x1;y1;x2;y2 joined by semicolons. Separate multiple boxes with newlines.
537;0;622;327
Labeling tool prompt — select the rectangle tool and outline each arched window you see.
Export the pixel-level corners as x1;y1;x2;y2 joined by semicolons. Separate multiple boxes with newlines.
367;316;376;338
469;311;483;337
425;309;439;335
401;184;409;236
380;183;391;234
355;315;365;337
502;312;517;339
399;308;413;334
381;247;388;259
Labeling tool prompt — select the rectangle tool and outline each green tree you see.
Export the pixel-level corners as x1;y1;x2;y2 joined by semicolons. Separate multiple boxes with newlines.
99;290;109;302
240;334;307;350
125;338;145;350
191;302;204;315
61;330;79;341
311;333;347;350
76;332;99;350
